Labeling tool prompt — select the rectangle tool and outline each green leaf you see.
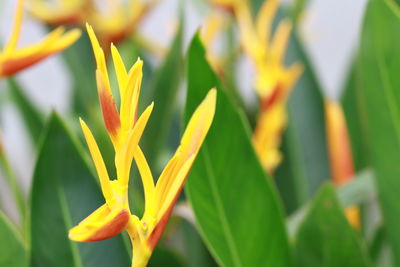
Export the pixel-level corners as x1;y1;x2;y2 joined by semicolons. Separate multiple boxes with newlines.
275;29;331;214
0;211;26;267
287;170;376;238
148;246;187;267
7;78;44;143
30;113;130;267
341;65;370;171
294;185;371;267
292;0;310;23
141;23;183;168
184;34;292;267
356;0;400;264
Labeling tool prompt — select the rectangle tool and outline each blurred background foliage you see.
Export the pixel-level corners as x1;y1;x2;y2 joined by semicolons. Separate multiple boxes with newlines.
1;0;400;266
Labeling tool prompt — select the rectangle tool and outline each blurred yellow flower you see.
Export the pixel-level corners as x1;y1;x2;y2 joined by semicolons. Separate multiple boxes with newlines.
28;0;158;47
89;0;157;46
207;0;237;13
69;24;216;267
0;0;81;78
234;0;303;172
325;100;360;229
28;0;92;25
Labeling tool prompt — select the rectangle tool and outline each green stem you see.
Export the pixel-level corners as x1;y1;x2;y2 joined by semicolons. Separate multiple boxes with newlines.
0;146;26;226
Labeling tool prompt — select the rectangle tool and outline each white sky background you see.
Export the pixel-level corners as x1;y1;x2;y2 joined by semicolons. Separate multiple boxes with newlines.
0;0;367;223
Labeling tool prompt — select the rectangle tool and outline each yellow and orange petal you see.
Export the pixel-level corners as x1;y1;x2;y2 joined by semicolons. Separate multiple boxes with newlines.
141;89;217;250
28;0;90;26
0;0;81;78
325;100;360;229
325;100;355;185
69;203;130;242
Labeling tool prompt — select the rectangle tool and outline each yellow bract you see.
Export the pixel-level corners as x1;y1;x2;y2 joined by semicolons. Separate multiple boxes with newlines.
68;24;216;267
0;0;81;78
28;0;157;47
234;0;302;172
325;100;360;230
28;0;90;25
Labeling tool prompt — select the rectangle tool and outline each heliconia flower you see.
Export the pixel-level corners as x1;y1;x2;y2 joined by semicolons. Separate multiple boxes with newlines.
0;0;81;78
88;0;158;47
28;0;92;26
325;100;360;229
207;0;237;13
68;24;216;267
232;0;302;172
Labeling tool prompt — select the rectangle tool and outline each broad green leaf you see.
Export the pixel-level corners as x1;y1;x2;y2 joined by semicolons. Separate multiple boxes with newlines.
292;0;309;23
141;23;183;168
275;29;331;214
7;78;44;143
356;0;400;264
337;170;375;208
148;246;187;267
287;170;376;238
294;185;371;267
184;35;292;267
179;219;218;267
0;211;26;267
30;113;130;267
341;66;370;171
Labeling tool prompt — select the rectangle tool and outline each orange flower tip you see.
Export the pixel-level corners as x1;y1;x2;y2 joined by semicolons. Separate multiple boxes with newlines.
147;204;174;251
68;207;130;242
99;88;121;136
261;83;282;110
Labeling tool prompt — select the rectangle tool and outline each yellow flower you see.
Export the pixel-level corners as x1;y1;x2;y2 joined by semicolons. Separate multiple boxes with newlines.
233;0;303;172
28;0;157;48
68;24;216;267
207;0;238;13
0;0;81;78
325;100;360;229
88;0;157;47
28;0;92;25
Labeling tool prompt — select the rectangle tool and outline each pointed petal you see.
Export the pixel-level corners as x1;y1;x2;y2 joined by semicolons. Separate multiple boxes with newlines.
69;203;130;242
271;19;292;65
325;100;355;185
178;88;216;158
147;155;195;250
116;103;154;184
134;147;155;216
256;0;279;44
0;28;80;77
97;70;121;143
120;58;143;130
153;89;216;219
28;0;83;25
4;0;24;53
235;1;259;56
284;62;303;94
86;23;111;94
45;28;82;53
80;119;113;201
111;44;128;96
